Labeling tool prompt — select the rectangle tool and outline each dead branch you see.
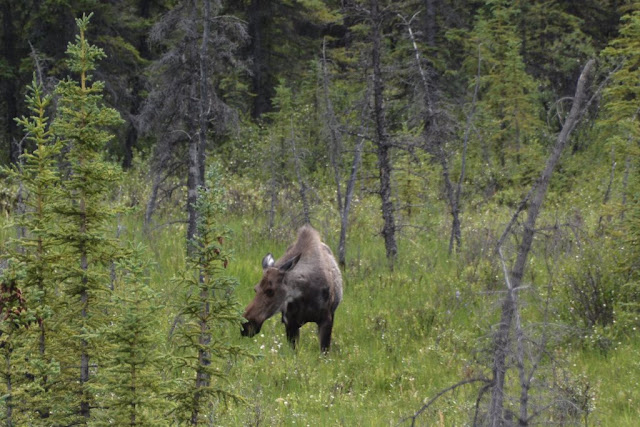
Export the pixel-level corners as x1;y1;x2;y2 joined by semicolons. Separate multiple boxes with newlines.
488;59;596;426
399;377;491;426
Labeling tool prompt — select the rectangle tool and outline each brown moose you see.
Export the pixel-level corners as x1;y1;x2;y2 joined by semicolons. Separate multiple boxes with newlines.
241;225;343;352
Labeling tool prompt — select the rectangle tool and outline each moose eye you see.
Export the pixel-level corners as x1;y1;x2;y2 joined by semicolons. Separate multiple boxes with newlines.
264;289;275;298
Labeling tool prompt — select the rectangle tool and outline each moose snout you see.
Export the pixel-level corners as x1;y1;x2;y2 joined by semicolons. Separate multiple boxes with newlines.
241;321;260;337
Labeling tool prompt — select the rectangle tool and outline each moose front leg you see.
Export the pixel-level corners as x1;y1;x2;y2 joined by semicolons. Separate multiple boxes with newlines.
318;319;334;353
282;312;300;349
285;322;300;349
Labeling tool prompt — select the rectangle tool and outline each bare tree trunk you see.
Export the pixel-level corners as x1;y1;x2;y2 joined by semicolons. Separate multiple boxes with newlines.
121;0;152;169
248;0;272;118
186;127;199;249
268;172;277;233
198;0;211;185
450;47;480;253
193;4;212;420
621;139;631;219
4;343;13;427
187;0;211;250
191;288;211;425
14;137;26;242
423;0;436;48
2;0;19;165
144;165;163;231
290;118;311;224
401;13;465;254
488;59;595;426
322;39;343;216
321;37;367;267
371;0;397;266
598;144;616;228
339;133;366;268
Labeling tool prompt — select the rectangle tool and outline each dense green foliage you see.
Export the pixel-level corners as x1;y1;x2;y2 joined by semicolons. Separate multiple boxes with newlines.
0;0;639;425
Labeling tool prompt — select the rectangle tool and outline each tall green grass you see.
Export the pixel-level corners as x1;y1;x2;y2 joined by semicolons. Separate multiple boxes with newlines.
131;199;639;426
3;189;638;425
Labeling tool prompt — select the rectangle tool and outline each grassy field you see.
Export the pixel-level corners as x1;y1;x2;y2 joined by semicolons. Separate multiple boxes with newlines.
1;172;637;426
116;193;640;427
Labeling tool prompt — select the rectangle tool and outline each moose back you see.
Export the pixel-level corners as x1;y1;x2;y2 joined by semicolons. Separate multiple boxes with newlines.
241;225;343;352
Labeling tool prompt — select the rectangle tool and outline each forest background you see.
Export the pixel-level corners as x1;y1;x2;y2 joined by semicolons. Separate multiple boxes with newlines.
0;0;639;425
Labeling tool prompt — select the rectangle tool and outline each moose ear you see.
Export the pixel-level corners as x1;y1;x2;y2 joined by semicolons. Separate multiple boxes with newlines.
262;253;275;270
279;254;301;272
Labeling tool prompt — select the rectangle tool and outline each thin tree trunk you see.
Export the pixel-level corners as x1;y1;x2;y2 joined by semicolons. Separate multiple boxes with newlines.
322;38;343;216
186;0;204;249
268;176;277;232
423;0;436;48
191;291;210;425
621;143;630;219
15;137;26;242
130;361;137;425
122;0;152;169
192;4;212;421
80;195;90;419
2;0;19;165
339;130;366;268
144;166;163;231
401;13;463;254
266;133;278;232
488;59;594;426
248;0;271;118
598;144;616;228
497;247;528;425
198;0;211;185
449;45;481;253
5;343;13;427
186;128;199;249
321;37;366;267
371;0;397;266
290;117;311;224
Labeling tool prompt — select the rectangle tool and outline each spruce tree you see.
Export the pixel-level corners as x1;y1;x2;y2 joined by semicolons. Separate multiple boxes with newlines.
0;75;64;422
49;13;123;423
601;5;640;153
600;4;640;332
0;264;32;426
168;165;247;425
96;245;166;426
468;0;542;181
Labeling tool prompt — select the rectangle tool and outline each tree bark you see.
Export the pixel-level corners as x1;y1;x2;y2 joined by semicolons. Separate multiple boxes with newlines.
322;39;344;216
187;0;211;249
5;343;13;427
186;126;200;248
80;199;90;420
2;0;19;164
449;45;480;253
248;0;272;118
488;59;595;426
338;135;365;268
290;118;311;224
371;0;397;265
321;37;366;267
423;0;437;48
122;0;152;169
401;13;464;254
197;0;211;185
144;163;165;230
123;0;151;169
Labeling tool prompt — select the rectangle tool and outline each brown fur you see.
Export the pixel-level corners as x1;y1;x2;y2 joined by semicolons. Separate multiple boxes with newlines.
241;225;343;352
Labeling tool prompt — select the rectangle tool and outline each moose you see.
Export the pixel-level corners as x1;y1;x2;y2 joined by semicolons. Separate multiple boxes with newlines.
241;225;343;352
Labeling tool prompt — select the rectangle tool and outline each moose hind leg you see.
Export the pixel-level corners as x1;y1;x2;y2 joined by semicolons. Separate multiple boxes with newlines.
318;319;334;353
